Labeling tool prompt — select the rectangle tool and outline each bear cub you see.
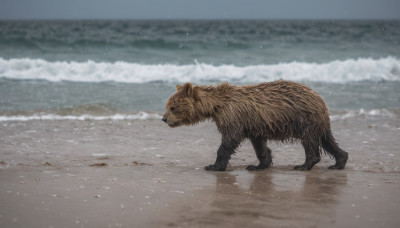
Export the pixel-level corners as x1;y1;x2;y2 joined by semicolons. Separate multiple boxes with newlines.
162;80;348;171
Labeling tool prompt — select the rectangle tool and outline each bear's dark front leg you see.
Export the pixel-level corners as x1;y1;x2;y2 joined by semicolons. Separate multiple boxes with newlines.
246;136;272;171
294;138;321;171
205;136;241;171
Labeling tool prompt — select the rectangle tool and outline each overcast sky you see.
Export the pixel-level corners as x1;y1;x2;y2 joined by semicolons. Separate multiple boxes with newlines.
0;0;399;20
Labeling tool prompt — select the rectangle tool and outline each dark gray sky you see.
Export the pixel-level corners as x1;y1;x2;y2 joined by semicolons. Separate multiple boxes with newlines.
1;0;399;20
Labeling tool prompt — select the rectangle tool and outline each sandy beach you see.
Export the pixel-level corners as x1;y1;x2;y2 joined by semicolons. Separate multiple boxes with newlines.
1;114;400;228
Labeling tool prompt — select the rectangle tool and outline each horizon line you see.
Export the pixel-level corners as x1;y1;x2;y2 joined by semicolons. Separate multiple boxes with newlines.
1;18;400;21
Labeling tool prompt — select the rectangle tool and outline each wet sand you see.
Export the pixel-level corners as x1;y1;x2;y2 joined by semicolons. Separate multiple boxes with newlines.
1;115;400;227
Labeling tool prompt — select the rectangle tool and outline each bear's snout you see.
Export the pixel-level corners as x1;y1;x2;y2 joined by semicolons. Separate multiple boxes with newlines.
162;118;167;123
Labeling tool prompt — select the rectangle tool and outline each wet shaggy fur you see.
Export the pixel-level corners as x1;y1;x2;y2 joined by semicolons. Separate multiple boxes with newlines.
162;80;348;171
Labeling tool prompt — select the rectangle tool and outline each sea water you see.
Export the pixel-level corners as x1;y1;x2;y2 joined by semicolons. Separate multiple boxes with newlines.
0;20;399;120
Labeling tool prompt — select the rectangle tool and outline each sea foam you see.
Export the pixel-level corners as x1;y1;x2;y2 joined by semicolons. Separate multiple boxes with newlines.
0;112;162;122
0;109;396;122
330;109;396;121
0;57;399;83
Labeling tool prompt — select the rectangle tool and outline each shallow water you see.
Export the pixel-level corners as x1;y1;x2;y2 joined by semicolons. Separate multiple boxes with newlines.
0;113;399;172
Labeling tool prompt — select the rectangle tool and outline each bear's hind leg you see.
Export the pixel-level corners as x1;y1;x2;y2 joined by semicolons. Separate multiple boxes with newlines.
294;139;321;171
322;131;348;170
246;137;272;171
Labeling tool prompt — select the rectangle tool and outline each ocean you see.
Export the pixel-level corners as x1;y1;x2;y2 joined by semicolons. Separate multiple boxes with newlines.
0;20;399;120
1;20;400;227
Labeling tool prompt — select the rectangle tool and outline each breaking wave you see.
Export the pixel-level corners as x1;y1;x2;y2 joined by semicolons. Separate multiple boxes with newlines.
0;57;399;83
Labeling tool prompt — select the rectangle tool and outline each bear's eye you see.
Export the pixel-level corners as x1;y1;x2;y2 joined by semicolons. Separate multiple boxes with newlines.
170;107;175;111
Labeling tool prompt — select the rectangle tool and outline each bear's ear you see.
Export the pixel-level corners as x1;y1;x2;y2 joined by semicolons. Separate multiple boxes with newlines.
182;82;194;98
176;84;182;91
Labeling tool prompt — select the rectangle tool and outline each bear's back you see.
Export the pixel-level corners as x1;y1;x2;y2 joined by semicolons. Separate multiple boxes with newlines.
214;80;330;138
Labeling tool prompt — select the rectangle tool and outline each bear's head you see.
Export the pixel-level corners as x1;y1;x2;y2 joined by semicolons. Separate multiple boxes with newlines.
162;82;200;128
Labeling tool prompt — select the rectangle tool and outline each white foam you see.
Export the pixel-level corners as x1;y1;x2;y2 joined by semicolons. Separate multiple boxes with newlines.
330;109;395;121
0;57;399;83
1;109;395;122
0;112;162;122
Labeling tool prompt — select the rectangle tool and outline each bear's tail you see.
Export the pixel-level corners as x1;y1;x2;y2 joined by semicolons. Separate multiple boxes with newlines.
321;131;349;169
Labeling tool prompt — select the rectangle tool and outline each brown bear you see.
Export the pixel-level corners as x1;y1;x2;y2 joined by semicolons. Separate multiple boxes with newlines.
162;80;348;171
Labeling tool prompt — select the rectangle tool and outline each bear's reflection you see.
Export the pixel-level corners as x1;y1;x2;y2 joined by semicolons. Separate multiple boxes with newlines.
199;169;348;227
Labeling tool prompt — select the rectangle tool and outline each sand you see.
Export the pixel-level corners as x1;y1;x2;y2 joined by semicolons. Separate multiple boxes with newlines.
0;114;400;228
